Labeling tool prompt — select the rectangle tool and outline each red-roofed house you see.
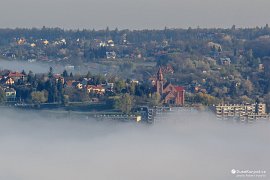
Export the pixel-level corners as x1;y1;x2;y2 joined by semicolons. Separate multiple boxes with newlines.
8;72;26;82
65;80;75;87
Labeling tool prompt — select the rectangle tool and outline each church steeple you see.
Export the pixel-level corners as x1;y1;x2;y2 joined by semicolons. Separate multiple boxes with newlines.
156;67;164;95
157;67;164;81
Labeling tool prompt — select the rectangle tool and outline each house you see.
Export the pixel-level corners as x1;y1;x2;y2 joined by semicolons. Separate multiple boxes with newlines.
5;88;16;101
65;65;75;71
65;80;75;87
2;77;15;85
86;85;105;94
107;40;115;47
106;51;116;59
8;72;26;82
105;82;114;92
72;82;83;90
220;58;231;65
154;68;185;106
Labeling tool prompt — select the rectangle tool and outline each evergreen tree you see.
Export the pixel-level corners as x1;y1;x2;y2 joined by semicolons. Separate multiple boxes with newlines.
48;67;54;78
62;70;68;77
86;71;92;78
57;78;64;104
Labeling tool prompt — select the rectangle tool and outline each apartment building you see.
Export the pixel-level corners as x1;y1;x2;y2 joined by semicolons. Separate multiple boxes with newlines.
215;103;267;119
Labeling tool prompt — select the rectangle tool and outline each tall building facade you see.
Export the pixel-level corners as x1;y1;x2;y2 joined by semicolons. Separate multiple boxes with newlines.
215;103;267;119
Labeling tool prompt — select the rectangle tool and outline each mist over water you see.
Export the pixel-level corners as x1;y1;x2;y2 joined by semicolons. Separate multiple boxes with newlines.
0;108;269;180
0;58;62;74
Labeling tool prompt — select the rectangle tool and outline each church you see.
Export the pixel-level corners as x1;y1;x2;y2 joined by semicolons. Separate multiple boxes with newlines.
153;68;185;106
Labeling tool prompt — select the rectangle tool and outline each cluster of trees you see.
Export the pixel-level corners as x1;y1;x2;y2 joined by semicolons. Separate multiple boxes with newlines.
2;26;270;110
1;25;270;61
3;67;161;114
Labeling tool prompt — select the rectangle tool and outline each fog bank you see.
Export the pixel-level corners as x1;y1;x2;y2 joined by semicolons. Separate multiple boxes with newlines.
0;109;269;180
0;59;62;74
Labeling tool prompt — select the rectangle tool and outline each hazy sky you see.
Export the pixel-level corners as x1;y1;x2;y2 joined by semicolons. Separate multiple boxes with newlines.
0;0;270;30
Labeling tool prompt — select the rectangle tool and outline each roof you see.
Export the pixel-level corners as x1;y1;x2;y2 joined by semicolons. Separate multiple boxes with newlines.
72;81;82;86
175;86;185;92
66;80;75;87
87;85;105;90
5;88;16;93
8;72;25;78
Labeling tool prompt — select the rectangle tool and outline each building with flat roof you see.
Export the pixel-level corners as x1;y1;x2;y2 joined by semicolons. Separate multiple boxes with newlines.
214;103;268;120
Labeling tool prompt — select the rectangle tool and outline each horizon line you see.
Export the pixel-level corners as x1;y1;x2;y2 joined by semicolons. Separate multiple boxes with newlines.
0;24;269;31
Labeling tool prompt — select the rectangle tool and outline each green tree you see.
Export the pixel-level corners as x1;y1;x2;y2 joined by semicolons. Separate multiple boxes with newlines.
242;80;254;96
115;80;126;93
63;95;69;105
129;82;136;95
27;70;35;84
115;93;134;114
195;92;219;105
48;67;53;78
86;71;92;78
57;79;64;104
31;90;48;104
62;70;68;77
150;92;161;107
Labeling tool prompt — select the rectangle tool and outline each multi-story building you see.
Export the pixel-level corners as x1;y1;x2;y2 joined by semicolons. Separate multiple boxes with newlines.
215;103;267;119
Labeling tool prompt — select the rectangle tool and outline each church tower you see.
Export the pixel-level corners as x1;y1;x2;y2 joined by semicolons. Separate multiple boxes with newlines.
156;67;164;95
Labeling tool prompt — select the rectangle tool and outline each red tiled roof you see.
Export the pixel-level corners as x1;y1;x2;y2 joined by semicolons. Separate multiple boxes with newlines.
66;80;75;87
8;72;25;77
175;86;185;92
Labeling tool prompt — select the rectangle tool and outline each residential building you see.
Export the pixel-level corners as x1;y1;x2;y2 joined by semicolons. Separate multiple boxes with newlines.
86;85;105;94
220;58;231;65
8;72;26;82
106;51;116;59
215;103;267;119
72;82;83;90
5;88;16;101
3;77;15;85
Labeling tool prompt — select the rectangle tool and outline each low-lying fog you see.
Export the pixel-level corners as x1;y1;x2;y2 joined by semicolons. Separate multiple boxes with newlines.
0;109;269;180
0;58;115;76
0;58;64;74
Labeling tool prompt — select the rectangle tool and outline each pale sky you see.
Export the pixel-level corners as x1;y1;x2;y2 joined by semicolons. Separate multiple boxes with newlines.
0;0;269;30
